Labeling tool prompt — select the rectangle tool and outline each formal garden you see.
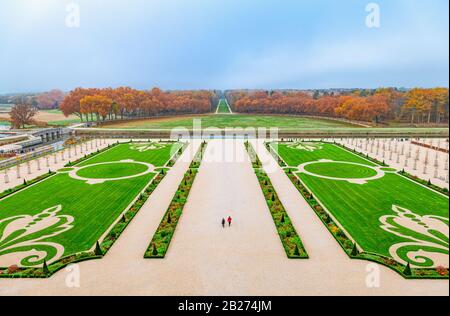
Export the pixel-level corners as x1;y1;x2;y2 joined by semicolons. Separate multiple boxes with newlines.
0;141;186;278
267;141;449;279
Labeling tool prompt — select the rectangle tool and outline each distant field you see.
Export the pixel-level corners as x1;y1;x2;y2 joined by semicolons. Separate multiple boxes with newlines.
38;110;81;126
101;114;359;130
0;109;81;127
0;104;13;114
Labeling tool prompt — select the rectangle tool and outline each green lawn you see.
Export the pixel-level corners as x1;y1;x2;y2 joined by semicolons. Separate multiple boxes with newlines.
102;114;358;130
216;99;231;114
274;142;376;166
47;119;82;126
76;162;149;179
304;162;378;179
274;142;449;268
0;142;181;268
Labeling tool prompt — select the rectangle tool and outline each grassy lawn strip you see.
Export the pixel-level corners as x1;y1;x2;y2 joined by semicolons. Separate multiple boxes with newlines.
65;142;120;167
145;142;208;258
268;141;448;279
337;142;448;195
0;171;56;200
245;142;308;259
216;99;231;114
100;114;358;130
399;170;449;196
334;142;387;166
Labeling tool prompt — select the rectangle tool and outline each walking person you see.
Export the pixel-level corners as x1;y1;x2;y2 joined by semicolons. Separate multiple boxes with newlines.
227;216;232;227
222;218;226;228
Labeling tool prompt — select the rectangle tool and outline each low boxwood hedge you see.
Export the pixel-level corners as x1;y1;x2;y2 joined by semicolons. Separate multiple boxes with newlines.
246;142;308;259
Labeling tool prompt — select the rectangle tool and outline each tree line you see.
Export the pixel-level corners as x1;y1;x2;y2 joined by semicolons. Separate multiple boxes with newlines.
225;88;449;124
60;87;219;122
0;90;65;110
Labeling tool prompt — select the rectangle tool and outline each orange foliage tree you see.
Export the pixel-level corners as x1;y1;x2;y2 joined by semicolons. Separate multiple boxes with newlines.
226;88;448;124
60;87;218;122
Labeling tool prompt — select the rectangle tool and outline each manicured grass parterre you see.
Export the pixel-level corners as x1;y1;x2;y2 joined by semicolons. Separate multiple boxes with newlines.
303;162;378;179
0;141;184;278
76;162;149;179
245;142;308;259
269;141;449;279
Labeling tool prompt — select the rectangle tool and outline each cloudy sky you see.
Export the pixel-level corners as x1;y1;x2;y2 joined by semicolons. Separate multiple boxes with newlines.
0;0;448;93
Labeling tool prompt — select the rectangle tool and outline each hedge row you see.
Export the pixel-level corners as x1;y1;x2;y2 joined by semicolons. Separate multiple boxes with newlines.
399;170;449;196
268;141;448;279
265;143;287;167
167;142;189;168
145;142;207;258
245;142;308;259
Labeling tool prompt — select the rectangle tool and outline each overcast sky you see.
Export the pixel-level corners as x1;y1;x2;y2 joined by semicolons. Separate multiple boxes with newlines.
0;0;448;93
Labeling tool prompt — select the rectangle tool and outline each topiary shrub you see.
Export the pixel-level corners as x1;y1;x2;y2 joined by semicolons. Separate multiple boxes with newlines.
351;243;359;256
293;245;300;256
94;241;103;256
403;263;412;276
43;260;50;275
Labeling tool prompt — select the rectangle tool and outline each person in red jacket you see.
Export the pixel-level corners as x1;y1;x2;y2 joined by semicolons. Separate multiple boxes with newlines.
227;216;232;227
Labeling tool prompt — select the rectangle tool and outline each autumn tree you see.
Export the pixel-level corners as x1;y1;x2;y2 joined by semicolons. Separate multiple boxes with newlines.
60;87;217;121
60;88;98;121
10;103;37;129
80;95;113;121
36;90;65;109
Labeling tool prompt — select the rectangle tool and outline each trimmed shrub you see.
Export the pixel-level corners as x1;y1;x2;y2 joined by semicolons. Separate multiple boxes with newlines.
403;263;412;276
94;241;103;256
351;243;359;256
43;260;50;275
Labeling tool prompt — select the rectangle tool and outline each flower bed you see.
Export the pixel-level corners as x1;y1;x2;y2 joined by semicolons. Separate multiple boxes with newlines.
245;142;308;259
145;142;207;258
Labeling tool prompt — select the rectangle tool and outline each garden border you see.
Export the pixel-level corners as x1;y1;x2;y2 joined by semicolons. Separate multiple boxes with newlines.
245;142;308;259
144;141;208;259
